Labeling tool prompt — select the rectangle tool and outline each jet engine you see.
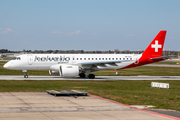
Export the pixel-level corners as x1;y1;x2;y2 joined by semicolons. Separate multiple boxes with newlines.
50;64;80;77
49;70;59;76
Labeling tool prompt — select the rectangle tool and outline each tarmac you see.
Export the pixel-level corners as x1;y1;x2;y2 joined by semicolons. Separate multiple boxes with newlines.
1;75;180;80
0;92;179;120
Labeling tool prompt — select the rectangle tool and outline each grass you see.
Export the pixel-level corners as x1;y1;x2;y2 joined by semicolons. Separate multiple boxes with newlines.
0;80;180;111
93;66;180;76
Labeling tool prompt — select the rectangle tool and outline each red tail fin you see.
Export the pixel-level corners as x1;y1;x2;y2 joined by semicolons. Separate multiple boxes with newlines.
141;30;167;59
120;30;167;69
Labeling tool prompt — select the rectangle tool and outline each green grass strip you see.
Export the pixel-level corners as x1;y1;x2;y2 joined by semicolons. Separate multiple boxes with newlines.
0;80;180;111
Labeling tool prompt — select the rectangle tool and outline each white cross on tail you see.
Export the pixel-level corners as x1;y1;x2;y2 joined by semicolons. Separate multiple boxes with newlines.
151;40;162;52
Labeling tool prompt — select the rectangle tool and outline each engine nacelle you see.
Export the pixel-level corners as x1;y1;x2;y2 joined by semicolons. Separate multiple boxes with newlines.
49;70;59;76
50;64;80;77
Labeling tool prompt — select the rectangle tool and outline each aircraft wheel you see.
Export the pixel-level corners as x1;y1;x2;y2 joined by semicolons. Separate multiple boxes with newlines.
79;73;86;78
24;75;28;78
88;74;95;79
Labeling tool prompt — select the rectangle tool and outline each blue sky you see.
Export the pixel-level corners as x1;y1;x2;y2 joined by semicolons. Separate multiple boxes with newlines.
0;0;180;51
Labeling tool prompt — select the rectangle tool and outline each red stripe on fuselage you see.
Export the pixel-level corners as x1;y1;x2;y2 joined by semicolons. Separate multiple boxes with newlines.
120;58;164;69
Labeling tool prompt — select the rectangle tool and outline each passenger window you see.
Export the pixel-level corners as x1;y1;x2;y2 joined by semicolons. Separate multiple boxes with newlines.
73;58;75;60
112;58;114;60
116;58;118;60
130;58;132;60
77;58;78;60
84;58;86;60
96;58;97;60
88;58;90;60
99;58;101;60
109;58;111;60
102;58;104;60
80;58;82;60
92;58;94;60
127;58;128;60
106;58;107;60
123;58;125;60
120;58;121;60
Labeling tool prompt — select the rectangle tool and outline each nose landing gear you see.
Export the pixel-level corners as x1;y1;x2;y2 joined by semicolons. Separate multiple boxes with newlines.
24;73;28;78
22;70;28;78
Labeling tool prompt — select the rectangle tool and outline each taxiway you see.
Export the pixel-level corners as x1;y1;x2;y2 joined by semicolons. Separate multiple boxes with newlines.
0;92;178;120
0;75;180;80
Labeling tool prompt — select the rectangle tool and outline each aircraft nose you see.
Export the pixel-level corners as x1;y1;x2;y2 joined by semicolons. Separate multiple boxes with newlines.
3;63;10;69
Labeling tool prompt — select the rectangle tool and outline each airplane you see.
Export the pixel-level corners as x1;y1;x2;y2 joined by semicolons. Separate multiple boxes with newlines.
3;30;167;79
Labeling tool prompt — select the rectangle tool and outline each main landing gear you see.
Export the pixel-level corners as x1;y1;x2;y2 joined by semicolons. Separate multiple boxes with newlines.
88;74;95;79
79;73;86;78
79;73;95;79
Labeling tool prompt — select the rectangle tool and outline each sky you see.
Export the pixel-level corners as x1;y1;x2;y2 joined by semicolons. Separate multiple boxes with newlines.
0;0;180;51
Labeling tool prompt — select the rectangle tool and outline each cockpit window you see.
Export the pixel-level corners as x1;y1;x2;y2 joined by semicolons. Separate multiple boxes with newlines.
12;57;21;60
12;57;17;60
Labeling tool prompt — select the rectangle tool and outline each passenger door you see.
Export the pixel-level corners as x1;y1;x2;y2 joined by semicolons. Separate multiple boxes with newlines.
28;55;33;65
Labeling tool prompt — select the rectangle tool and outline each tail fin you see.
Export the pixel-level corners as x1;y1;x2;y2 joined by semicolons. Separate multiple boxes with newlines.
120;30;167;69
141;30;167;59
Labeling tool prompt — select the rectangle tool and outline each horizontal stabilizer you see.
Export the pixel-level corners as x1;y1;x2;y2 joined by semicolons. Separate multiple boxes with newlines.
150;56;173;60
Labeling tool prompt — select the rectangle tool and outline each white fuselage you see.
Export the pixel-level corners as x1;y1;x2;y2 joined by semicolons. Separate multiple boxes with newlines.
4;54;142;71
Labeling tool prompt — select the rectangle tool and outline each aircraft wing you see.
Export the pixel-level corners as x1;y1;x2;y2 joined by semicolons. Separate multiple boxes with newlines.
80;60;125;65
78;60;126;69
